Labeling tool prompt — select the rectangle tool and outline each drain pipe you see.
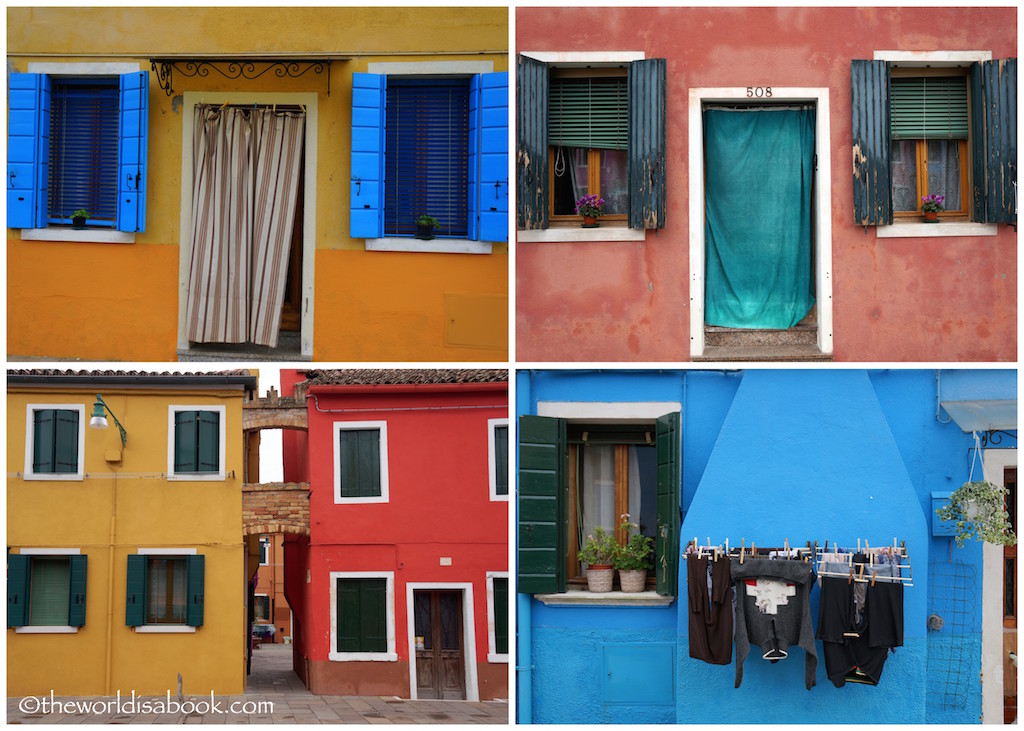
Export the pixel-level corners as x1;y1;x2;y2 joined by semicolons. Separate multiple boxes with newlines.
516;593;533;724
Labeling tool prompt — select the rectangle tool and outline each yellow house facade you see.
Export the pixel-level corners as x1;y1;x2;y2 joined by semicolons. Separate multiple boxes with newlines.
6;370;257;696
6;7;509;362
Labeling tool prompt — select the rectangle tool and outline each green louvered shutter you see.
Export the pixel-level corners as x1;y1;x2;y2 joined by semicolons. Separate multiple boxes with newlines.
516;55;549;230
186;555;205;627
7;554;30;628
970;58;1017;224
33;409;56;473
337;579;361;651
493;577;509;655
54;410;80;474
890;76;968;139
338;429;381;498
549;76;628;150
68;554;88;627
125;555;147;626
517;415;567;594
174;411;199;472
851;60;892;225
196;411;219;473
494;425;509;496
655;412;681;597
360;579;387;652
628;58;667;229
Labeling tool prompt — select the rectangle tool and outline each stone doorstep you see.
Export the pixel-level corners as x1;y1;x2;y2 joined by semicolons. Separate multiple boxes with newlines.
693;344;833;362
704;324;819;348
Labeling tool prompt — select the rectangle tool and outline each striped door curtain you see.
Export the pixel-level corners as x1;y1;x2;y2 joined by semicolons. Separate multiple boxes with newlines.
186;105;305;347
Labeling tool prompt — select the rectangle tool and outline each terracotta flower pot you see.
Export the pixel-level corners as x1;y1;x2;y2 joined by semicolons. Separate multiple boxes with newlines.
618;568;647;593
581;215;599;228
585;564;614;593
923;210;939;223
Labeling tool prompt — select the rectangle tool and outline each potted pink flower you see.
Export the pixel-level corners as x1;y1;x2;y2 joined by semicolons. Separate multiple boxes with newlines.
574;194;605;228
921;194;945;222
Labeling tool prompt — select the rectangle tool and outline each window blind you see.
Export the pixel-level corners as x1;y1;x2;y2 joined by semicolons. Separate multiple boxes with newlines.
890;76;969;139
548;76;628;150
29;557;71;626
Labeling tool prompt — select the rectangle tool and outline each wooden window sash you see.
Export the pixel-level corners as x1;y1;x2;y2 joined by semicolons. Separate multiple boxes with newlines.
547;147;628;224
892;138;970;219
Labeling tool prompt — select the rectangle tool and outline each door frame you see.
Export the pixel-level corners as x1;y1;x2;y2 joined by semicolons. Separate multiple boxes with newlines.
405;582;478;701
176;91;318;358
982;448;1016;724
688;87;833;358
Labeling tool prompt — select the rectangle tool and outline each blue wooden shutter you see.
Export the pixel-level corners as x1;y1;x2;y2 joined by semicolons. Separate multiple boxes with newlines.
33;409;56;473
851;60;893;225
655;412;681;597
54;409;80;474
628;58;667;230
7;554;30;628
970;58;1017;224
117;71;148;232
125;554;147;626
516;55;549;230
7;73;50;229
186;555;205;627
351;73;386;238
493;577;508;654
517;415;567;594
174;411;199;472
473;72;509;243
68;554;88;627
196;411;220;473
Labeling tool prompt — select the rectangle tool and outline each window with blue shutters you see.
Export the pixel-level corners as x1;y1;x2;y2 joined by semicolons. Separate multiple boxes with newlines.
169;406;224;479
7;553;87;629
25;405;84;480
334;421;389;503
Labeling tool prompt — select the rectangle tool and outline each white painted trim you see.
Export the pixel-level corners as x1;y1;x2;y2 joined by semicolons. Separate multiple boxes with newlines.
20;228;135;244
27;62;140;75
485;572;510;663
254;593;271;621
328;571;398;662
519;51;645;65
333;421;390;504
981;448;1016;725
15;626;80;634
518;226;646;243
874;50;992;65
366;238;493;254
166;405;227;481
367;60;494;76
537;401;681;421
876;222;999;238
24;404;86;481
488;418;510;502
405;582;479;701
137;548;198;556
20;548;82;555
259;536;271;566
688;87;833;358
177;91;318;359
134;625;197;634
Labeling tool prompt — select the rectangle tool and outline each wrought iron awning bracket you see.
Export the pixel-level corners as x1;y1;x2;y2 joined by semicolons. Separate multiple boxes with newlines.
150;58;332;97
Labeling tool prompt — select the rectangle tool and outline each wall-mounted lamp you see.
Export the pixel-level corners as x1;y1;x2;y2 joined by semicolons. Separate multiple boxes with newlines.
90;394;127;446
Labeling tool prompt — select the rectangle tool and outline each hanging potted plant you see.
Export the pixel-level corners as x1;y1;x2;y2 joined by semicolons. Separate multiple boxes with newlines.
921;194;945;223
415;214;441;240
578;526;618;592
936;480;1017;548
614;514;654;593
574;194;605;228
72;209;91;230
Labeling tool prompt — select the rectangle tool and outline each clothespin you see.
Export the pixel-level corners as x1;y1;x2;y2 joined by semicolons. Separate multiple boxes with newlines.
725;537;729;554
871;570;877;587
219;100;229;110
865;540;870;552
751;541;756;558
848;567;854;584
784;538;789;553
857;538;861;552
740;538;745;565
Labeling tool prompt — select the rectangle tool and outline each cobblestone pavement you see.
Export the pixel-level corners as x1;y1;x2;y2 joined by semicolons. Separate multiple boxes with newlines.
8;643;510;724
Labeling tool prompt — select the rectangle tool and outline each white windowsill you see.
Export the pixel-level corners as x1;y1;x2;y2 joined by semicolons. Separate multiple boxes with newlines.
876;222;999;238
487;652;510;664
328;651;398;662
20;228;136;244
518;226;646;243
15;626;80;634
535;589;674;607
365;238;493;254
134;625;197;633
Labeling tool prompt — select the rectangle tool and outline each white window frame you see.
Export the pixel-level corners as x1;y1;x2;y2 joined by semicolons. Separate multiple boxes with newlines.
259;536;271;566
254;593;271;622
166;405;227;481
329;570;398;662
485;571;509;663
133;547;198;634
689;86;834;358
24;403;86;481
333;420;390;504
488;417;510;502
405;581;479;701
14;548;83;634
177;90;318;360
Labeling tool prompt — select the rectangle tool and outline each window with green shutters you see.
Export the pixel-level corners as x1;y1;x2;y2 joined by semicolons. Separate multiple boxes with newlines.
7;553;87;629
126;554;204;628
26;406;84;479
172;410;221;474
332;575;394;658
255;595;271;622
491;575;509;658
490;419;510;500
334;421;389;503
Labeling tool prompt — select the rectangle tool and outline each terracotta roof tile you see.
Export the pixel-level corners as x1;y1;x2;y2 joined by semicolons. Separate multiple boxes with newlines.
300;368;508;386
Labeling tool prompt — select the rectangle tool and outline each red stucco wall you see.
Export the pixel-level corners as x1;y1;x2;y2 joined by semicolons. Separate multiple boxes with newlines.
516;7;1016;362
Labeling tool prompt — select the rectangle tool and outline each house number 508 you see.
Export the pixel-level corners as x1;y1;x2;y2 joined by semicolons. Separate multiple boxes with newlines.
746;86;772;98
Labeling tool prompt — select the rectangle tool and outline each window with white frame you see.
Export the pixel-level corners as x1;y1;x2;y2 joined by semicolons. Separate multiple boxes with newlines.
126;548;204;632
488;418;509;501
8;549;87;632
486;572;509;662
329;571;397;661
167;405;226;480
24;404;85;480
333;421;389;504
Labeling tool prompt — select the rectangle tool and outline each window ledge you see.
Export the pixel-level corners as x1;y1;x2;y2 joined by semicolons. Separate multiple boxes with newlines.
365;238;493;254
487;652;510;664
876;222;999;238
328;651;398;662
134;626;197;633
518;226;646;243
14;626;80;634
20;228;135;244
535;589;674;607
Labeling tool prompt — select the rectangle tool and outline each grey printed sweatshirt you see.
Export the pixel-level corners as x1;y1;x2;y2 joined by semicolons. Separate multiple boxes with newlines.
730;557;817;690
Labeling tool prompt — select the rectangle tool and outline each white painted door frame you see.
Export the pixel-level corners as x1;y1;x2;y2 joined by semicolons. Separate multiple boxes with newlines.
405;582;479;701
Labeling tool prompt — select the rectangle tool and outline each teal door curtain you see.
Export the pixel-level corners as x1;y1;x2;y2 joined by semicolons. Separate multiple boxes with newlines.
704;107;816;329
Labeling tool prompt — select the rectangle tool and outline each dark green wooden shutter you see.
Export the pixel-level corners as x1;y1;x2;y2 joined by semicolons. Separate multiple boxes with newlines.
516;55;549;230
186;555;205;627
33;409;56;473
174;411;198;472
890;76;968;139
337;579;360;651
360;579;387;652
493;577;509;655
125;555;147;626
68;554;88;627
196;411;219;472
549;76;628;150
655;412;681;597
7;554;30;628
338;429;381;498
628;58;667;230
494;425;509;496
517;415;567;594
851;60;893;225
54;410;80;474
970;58;1017;224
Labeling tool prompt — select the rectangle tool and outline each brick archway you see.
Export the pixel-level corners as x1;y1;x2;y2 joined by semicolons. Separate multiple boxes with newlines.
243;482;310;536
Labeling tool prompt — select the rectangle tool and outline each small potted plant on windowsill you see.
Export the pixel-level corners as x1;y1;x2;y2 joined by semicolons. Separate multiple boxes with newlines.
614;514;654;593
415;214;441;240
578;526;618;593
936;480;1017;548
574;194;605;228
921;194;945;223
72;209;91;230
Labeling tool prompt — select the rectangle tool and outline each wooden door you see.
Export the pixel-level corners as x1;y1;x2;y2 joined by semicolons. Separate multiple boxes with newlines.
1004;467;1017;724
414;590;466;700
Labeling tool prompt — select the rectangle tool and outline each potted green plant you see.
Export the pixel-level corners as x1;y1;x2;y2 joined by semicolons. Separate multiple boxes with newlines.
72;209;91;230
614;515;654;593
921;194;945;223
574;194;605;228
578;526;618;592
415;214;441;240
936;480;1017;548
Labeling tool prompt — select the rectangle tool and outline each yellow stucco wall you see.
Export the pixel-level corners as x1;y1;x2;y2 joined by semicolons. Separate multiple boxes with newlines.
7;7;509;361
7;386;247;696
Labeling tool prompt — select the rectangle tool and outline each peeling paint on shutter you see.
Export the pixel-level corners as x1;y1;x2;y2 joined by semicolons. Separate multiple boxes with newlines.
851;60;892;226
971;58;1017;225
516;55;549;230
628;58;667;230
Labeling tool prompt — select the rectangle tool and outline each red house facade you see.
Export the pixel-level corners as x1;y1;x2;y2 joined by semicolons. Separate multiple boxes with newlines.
281;369;509;701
